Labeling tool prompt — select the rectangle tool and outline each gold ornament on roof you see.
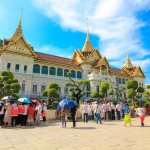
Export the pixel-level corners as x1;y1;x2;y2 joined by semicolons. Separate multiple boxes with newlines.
11;15;23;41
124;51;133;69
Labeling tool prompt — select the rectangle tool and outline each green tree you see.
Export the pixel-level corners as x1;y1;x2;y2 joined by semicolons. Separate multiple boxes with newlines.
144;91;150;101
126;80;138;105
48;82;59;91
0;71;21;99
137;87;144;98
92;92;99;98
127;88;136;98
66;72;90;104
146;85;150;89
100;82;110;98
42;82;59;104
126;80;138;90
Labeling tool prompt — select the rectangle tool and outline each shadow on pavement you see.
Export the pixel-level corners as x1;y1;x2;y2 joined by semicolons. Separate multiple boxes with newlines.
74;127;96;130
1;122;59;130
132;125;150;128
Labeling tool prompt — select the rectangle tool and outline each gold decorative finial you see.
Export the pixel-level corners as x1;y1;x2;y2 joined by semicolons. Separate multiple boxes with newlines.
86;17;90;42
82;17;93;51
11;10;23;40
124;51;133;69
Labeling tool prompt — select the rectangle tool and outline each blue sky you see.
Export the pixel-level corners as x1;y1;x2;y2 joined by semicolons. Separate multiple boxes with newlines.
0;0;150;83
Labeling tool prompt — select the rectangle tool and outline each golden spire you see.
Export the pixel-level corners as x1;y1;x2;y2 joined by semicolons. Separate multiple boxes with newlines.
82;18;93;52
124;51;133;69
11;14;23;40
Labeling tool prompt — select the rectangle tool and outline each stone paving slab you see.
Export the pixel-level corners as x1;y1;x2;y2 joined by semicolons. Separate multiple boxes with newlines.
0;117;150;150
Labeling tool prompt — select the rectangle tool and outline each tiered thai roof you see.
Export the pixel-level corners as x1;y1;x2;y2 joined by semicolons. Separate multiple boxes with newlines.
109;68;131;78
36;52;78;66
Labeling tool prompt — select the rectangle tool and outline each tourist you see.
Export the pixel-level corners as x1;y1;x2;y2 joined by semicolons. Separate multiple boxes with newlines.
4;102;12;127
130;104;135;118
93;101;102;124
0;103;4;127
23;103;28;126
11;102;18;127
70;102;77;128
137;104;146;127
27;103;35;126
60;108;68;128
116;103;122;120
35;102;42;125
102;102;109;121
107;102;112;121
41;103;47;125
111;102;116;120
123;103;132;127
81;102;89;123
18;102;25;126
91;102;95;120
88;102;92;120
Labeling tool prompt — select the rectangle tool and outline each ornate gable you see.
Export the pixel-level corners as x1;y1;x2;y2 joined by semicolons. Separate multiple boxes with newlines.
0;16;36;59
131;67;145;78
95;57;110;68
3;36;36;58
72;50;84;64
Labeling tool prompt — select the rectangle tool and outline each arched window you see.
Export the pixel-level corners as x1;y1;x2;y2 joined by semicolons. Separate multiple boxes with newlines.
57;68;63;76
50;67;56;75
71;70;76;78
33;64;40;73
41;66;48;74
77;71;82;79
64;69;69;77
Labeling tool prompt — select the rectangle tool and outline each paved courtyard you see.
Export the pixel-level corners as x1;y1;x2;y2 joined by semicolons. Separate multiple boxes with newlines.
0;117;150;150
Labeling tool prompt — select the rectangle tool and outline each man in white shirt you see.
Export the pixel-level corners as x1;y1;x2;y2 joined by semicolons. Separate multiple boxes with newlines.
116;103;122;120
93;101;102;124
102;102;109;121
81;102;89;123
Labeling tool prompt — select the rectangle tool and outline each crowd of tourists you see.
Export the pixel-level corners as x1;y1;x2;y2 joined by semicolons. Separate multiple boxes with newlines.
0;101;47;127
79;101;147;127
58;101;149;128
0;99;149;129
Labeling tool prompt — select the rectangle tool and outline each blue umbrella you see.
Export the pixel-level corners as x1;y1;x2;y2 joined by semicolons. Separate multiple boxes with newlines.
137;98;145;102
18;98;30;104
1;96;14;101
58;99;75;109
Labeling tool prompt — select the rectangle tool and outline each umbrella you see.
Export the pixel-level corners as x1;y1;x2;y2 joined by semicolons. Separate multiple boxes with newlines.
1;96;14;101
31;99;38;104
18;98;30;104
58;99;75;109
137;98;145;102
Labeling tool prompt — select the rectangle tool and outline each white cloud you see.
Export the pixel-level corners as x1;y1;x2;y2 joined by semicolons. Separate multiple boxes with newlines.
132;59;150;70
33;0;150;68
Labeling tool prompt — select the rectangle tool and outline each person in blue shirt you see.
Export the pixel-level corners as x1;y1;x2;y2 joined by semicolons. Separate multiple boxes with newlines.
123;103;132;126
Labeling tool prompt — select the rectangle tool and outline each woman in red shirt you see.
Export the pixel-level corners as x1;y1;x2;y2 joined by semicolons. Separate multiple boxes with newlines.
27;103;35;126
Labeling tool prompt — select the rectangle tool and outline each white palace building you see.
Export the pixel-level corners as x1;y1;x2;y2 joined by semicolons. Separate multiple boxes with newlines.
0;17;145;99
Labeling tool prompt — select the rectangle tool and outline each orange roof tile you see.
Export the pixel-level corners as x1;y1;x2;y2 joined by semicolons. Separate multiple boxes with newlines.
131;67;145;78
109;68;131;78
35;52;78;65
